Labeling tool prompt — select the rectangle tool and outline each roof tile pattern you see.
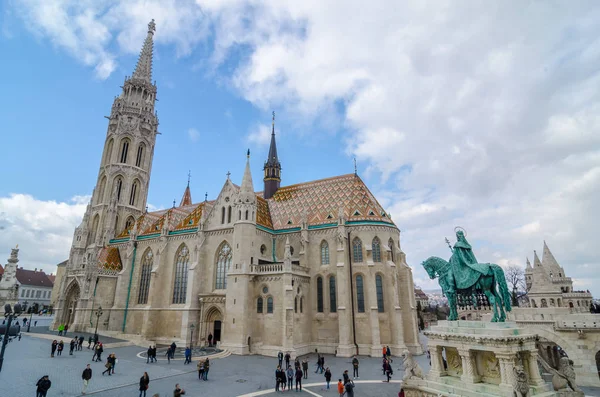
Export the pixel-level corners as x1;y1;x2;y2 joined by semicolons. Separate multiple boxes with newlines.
97;246;122;271
174;202;206;231
267;174;393;230
256;196;273;229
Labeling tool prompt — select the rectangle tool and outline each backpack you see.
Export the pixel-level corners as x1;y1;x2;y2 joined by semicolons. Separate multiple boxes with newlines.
345;382;354;392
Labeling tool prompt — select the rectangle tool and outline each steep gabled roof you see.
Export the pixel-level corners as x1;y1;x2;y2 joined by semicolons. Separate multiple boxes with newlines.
541;241;562;273
266;174;393;230
16;268;53;287
256;195;273;229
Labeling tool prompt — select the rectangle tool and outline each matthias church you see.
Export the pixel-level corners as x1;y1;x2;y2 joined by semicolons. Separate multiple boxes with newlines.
53;20;422;357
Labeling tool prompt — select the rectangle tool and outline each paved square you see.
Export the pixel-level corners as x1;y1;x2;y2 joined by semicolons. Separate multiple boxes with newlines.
2;331;598;396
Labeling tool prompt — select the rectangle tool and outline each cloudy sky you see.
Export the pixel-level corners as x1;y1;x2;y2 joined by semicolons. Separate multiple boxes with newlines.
1;1;598;296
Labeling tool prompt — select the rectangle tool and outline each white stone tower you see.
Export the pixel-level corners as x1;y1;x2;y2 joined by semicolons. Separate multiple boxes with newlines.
88;19;159;247
52;20;160;329
222;151;257;354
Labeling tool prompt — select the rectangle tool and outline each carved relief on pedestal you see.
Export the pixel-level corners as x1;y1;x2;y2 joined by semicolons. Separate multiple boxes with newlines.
445;347;463;376
478;350;501;380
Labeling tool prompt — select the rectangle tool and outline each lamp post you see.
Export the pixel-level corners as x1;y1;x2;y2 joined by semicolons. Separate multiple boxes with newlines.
0;303;23;373
94;306;103;343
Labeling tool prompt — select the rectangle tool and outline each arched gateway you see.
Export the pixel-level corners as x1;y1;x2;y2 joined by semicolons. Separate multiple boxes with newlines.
62;281;81;328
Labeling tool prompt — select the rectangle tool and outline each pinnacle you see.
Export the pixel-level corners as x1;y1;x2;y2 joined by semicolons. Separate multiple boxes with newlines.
132;19;156;83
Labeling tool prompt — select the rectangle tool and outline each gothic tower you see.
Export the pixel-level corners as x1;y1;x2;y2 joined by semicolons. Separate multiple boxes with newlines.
88;19;159;247
263;113;281;199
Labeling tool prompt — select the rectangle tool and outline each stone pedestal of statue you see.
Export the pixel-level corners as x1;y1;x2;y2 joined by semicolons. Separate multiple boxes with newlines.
402;320;559;397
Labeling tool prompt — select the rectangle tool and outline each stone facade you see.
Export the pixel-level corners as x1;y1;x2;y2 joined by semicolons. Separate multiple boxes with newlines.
51;20;421;358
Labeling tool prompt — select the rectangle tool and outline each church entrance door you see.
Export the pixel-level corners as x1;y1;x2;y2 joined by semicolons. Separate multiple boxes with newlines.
214;320;222;343
62;282;81;328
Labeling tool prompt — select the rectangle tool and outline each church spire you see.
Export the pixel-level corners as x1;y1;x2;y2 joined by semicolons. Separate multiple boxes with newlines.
180;171;192;206
263;111;281;199
132;19;156;82
541;240;561;272
241;149;254;197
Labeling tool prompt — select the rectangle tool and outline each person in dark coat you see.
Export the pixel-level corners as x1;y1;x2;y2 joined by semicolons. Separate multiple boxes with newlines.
95;343;103;362
203;357;210;380
78;335;85;350
69;338;77;355
173;383;186;397
207;333;213;347
284;352;291;368
324;367;332;390
302;359;309;379
82;364;92;394
147;346;153;364
278;367;287;391
36;375;51;397
57;340;64;356
51;340;57;358
102;355;113;376
295;367;303;391
88;336;93;349
139;372;150;397
170;342;177;359
275;366;281;392
277;351;284;367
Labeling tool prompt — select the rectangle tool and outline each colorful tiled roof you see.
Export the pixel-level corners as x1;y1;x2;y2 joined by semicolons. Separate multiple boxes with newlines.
112;173;393;238
97;246;122;271
256;195;273;229
174;202;207;231
266;174;393;230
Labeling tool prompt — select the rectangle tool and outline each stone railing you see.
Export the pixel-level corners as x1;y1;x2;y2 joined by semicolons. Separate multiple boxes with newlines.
554;314;600;331
251;263;283;273
550;277;572;283
292;264;309;275
563;292;592;299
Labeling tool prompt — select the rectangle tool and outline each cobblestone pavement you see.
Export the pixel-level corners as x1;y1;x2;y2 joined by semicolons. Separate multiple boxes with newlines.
29;325;126;344
3;333;599;396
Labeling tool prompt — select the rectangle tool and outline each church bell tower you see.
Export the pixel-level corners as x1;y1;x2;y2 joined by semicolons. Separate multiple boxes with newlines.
85;19;160;247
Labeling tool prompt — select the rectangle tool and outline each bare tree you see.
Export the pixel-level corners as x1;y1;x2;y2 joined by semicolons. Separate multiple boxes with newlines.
505;265;526;292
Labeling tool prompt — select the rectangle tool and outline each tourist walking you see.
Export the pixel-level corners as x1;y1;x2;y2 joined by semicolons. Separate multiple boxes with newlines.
324;367;332;390
278;367;287;391
184;346;191;364
384;359;393;382
170;342;177;358
302;358;308;379
344;379;355;397
166;347;172;364
207;333;213;347
386;345;392;362
35;375;51;397
285;351;291;368
94;342;103;362
295;366;303;391
337;379;344;397
81;364;92;395
315;353;321;373
69;338;76;355
197;360;205;380
102;356;113;376
151;345;157;362
278;350;284;367
343;370;350;385
88;336;93;349
78;335;84;350
111;353;118;374
173;383;186;396
50;340;57;358
286;365;294;390
382;345;387;358
57;340;64;356
352;355;359;379
203;357;210;380
147;346;153;363
139;372;150;397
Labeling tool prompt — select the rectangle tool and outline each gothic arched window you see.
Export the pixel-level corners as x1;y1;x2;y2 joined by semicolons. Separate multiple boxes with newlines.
329;276;337;313
129;181;138;206
257;297;263;313
97;176;107;204
317;277;324;313
115;178;123;202
376;274;384;312
138;249;153;304
294;297;298;313
352;237;363;263
267;296;274;313
372;237;382;262
300;297;303;313
227;206;232;223
104;139;114;164
215;242;232;289
172;245;189;304
321;241;329;265
125;216;135;232
135;143;145;167
119;139;130;163
221;207;225;224
356;275;365;313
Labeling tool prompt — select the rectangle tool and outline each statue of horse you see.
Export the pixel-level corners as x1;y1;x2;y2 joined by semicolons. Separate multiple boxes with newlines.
422;256;512;322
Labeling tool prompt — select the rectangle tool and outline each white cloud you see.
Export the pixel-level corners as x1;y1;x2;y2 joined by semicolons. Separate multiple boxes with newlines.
187;127;200;142
0;194;88;275
9;1;600;295
247;122;271;146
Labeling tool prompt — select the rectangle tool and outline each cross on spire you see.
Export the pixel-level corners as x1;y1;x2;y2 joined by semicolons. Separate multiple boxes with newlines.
354;157;357;175
226;171;231;179
187;170;191;187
